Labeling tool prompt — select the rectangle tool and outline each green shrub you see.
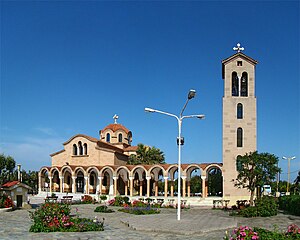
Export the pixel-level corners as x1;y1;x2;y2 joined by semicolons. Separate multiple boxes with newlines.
254;226;300;240
100;195;107;201
239;196;277;217
278;195;300;216
118;206;160;215
94;205;114;213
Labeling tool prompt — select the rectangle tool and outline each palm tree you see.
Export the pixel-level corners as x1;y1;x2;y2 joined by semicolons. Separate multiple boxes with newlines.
127;144;165;165
294;171;300;185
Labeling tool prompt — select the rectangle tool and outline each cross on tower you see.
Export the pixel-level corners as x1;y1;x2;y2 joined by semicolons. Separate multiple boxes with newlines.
233;43;245;53
113;114;119;124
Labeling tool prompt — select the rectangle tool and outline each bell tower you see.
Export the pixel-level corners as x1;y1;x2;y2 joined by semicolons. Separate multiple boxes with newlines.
222;43;258;202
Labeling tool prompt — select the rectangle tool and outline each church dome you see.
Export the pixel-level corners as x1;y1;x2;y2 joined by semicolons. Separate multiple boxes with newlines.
101;123;130;134
99;115;132;146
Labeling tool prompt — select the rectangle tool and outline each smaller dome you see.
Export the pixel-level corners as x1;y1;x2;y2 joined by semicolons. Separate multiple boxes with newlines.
101;123;130;134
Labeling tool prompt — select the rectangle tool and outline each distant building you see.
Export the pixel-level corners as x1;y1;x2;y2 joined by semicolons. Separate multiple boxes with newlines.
0;181;32;207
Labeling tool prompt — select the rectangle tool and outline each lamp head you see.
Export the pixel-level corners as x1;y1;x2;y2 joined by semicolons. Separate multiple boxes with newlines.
196;115;205;119
145;107;155;113
188;89;196;99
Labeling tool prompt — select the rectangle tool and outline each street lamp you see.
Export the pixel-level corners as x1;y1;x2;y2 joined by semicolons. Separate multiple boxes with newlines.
145;89;205;221
282;156;296;195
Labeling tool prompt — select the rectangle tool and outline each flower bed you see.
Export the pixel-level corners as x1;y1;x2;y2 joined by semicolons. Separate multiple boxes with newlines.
224;224;300;240
29;202;104;232
105;198;161;215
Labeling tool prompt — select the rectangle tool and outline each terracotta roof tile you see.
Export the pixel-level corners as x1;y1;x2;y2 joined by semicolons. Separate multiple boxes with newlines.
124;146;138;152
101;124;130;134
2;181;20;188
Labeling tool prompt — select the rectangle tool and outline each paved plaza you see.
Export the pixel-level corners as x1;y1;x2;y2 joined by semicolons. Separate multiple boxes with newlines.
1;204;300;240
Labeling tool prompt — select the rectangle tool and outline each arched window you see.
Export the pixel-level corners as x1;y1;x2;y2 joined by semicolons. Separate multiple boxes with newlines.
83;143;88;155
237;103;243;119
237;128;243;147
232;72;239;96
73;144;78;155
106;133;110;143
78;141;83;155
236;155;243;171
127;133;132;145
241;72;248;97
118;133;122;143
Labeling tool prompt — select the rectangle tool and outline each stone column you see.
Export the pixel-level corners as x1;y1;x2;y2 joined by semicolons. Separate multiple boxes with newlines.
187;181;191;197
146;177;151;197
170;181;174;197
155;181;158;197
201;176;206;198
182;176;186;197
59;175;63;193
98;176;103;195
125;181;128;196
139;180;143;197
38;172;42;193
84;176;88;194
129;177;134;197
72;176;76;193
49;175;53;193
164;177;168;198
113;177;118;196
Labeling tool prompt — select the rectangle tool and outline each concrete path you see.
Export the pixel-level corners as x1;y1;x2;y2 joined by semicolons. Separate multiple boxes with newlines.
0;204;300;240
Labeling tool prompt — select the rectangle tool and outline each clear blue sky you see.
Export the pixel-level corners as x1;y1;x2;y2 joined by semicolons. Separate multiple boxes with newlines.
1;1;299;182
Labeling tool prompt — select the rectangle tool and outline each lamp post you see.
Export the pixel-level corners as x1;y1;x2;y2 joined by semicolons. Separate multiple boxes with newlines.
282;156;296;195
145;89;205;221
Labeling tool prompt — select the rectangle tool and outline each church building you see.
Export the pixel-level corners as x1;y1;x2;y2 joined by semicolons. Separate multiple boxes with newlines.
39;44;258;205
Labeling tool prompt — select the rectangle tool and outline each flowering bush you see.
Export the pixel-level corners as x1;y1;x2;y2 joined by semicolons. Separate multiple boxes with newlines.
29;202;104;232
286;224;300;237
107;198;115;206
81;195;95;204
223;226;259;240
131;200;147;208
107;196;130;206
225;224;300;240
0;194;14;208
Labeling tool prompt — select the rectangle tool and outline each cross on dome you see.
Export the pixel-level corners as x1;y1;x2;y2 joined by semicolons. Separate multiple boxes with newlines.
113;114;119;124
233;43;245;53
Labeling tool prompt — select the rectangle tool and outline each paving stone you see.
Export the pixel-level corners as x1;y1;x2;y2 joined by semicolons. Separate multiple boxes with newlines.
0;204;300;239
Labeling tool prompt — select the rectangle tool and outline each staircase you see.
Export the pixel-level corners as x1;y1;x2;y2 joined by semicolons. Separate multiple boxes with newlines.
185;196;222;207
29;192;222;207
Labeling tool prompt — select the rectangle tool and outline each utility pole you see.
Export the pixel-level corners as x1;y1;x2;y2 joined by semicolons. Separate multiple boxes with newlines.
283;156;296;195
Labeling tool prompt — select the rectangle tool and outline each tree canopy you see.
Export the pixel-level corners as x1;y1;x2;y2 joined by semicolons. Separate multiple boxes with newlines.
235;151;280;206
0;153;16;184
127;144;165;165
